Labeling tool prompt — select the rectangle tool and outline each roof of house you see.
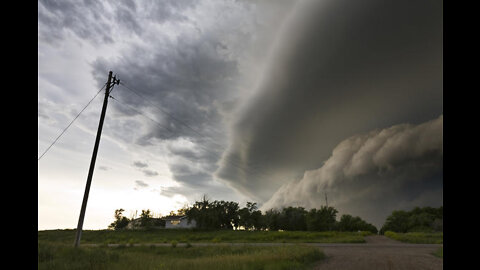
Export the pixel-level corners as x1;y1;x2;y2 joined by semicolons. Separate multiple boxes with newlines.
162;215;188;221
128;217;163;223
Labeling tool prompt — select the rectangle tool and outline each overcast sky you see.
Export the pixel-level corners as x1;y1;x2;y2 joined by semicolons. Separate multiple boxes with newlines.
38;0;442;230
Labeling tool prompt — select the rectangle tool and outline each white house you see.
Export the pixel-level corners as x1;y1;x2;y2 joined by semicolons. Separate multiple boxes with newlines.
163;215;196;229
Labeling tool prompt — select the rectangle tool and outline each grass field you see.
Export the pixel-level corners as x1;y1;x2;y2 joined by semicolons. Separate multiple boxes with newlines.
432;247;443;258
38;229;371;245
384;231;443;244
38;243;325;270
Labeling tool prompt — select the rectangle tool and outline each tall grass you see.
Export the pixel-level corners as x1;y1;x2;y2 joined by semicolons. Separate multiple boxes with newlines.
38;243;325;270
384;231;443;244
38;229;369;245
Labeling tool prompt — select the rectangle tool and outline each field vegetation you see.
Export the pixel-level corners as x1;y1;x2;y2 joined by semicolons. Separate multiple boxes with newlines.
383;231;443;244
433;247;443;258
38;243;325;270
38;198;444;269
38;229;371;245
380;206;443;245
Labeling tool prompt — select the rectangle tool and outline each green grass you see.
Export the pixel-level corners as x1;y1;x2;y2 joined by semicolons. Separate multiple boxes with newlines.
38;243;325;270
432;247;443;258
384;231;443;244
38;229;370;245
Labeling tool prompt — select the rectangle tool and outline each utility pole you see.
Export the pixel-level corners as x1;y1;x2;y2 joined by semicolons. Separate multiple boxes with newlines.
74;71;119;247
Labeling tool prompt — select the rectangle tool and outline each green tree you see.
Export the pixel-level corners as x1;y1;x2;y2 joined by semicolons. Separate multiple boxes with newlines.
108;209;130;230
238;202;262;230
380;206;443;234
280;207;307;231
140;209;154;228
337;214;377;233
185;196;240;230
261;209;281;231
306;206;338;231
381;210;409;233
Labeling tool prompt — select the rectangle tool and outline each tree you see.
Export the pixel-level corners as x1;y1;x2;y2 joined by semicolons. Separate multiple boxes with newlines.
261;209;281;231
337;214;377;233
381;210;409;233
108;209;130;230
380;206;443;234
139;209;154;228
238;202;262;230
280;207;307;231
185;196;240;230
306;206;338;231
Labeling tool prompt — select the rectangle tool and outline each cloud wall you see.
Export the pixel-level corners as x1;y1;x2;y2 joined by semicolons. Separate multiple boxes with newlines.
261;115;443;227
215;0;443;202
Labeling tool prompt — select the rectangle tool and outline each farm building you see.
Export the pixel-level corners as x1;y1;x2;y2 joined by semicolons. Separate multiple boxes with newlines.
126;217;164;230
126;216;196;229
163;215;196;229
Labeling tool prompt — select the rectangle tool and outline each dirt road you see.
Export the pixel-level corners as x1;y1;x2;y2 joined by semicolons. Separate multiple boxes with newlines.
313;235;443;270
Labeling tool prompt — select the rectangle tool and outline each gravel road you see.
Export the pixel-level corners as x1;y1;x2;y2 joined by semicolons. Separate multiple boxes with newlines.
313;235;443;270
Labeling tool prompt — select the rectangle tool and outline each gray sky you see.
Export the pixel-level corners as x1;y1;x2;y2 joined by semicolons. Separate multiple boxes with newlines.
38;0;442;230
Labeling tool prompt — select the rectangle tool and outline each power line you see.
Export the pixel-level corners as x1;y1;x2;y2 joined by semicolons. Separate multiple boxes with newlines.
115;80;275;182
109;95;176;137
111;93;229;163
38;83;107;161
110;94;235;180
118;82;225;149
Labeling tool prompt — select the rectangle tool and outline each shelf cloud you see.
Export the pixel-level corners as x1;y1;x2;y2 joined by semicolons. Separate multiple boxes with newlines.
215;0;443;212
261;115;443;227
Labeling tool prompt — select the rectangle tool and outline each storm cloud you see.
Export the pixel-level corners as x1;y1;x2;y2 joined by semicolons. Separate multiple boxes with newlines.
38;0;442;224
215;0;443;205
261;115;443;227
73;0;295;200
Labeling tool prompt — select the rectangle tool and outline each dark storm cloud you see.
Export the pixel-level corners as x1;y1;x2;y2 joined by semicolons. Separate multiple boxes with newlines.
216;0;443;202
114;0;142;36
38;0;197;44
91;30;238;144
144;0;199;24
261;115;443;228
38;0;113;44
86;0;298;200
159;177;242;203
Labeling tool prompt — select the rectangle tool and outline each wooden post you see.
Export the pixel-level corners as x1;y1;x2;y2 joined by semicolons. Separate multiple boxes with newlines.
74;71;113;247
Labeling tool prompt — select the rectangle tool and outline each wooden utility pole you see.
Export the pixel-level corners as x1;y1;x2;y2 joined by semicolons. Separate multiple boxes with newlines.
74;71;118;247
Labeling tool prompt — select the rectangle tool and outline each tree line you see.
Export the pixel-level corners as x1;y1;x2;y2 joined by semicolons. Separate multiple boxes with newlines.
379;206;443;234
109;197;442;234
109;196;377;233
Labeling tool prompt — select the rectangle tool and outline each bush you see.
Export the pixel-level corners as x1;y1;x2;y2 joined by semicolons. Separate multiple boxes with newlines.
380;206;443;234
384;231;443;244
